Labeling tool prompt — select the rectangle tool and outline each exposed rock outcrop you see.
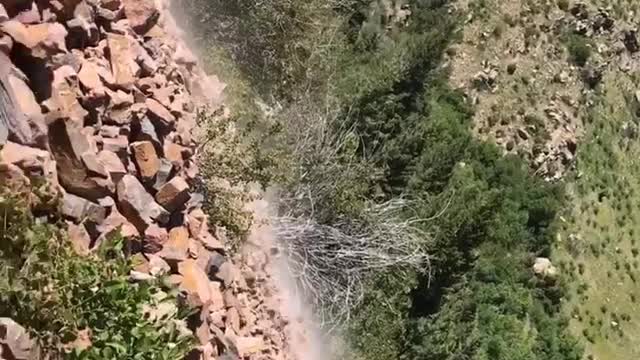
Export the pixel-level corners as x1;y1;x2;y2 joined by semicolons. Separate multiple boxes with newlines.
0;1;293;359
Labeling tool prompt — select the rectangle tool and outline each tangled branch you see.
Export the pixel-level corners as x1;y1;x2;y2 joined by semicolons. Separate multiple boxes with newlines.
272;199;431;331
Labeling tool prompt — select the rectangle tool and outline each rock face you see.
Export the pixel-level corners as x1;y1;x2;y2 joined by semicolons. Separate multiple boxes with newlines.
0;1;293;359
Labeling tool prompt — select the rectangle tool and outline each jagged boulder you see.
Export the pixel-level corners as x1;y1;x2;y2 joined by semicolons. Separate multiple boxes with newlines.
0;20;67;58
0;318;37;360
49;118;112;201
131;140;160;181
106;32;139;88
117;174;169;231
155;176;190;212
121;0;159;35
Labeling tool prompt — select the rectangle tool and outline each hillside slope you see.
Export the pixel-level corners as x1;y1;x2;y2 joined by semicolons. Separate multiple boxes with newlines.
448;0;640;358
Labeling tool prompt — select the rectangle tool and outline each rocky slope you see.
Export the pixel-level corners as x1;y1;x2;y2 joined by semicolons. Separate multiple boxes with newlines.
0;0;297;359
447;0;640;180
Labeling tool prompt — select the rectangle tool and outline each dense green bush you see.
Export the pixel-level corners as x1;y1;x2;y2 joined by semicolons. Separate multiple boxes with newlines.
566;34;592;66
0;194;194;359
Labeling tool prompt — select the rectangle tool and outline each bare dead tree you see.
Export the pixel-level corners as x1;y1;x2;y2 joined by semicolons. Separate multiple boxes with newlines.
272;199;431;331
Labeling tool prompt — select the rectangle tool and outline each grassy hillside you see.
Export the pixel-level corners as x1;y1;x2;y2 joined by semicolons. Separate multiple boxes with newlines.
555;72;640;359
438;0;640;358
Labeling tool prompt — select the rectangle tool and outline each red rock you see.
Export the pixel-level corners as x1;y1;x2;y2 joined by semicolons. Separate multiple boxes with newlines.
178;259;211;307
209;283;225;312
51;51;83;72
163;141;186;165
43;66;88;125
131;40;158;75
48;116;91;157
144;24;164;38
1;53;46;147
0;318;35;360
0;141;59;206
0;20;67;58
66;1;99;49
105;88;133;108
67;222;91;256
61;192;106;224
173;43;197;67
116;174;169;231
81;152;109;178
96;151;126;183
0;34;12;54
158;226;190;262
100;0;122;11
166;274;183;287
15;2;40;24
0;4;8;22
155;176;189;212
226;307;241;334
97;207;139;240
147;254;170;276
130;141;160;180
49;119;111;202
121;0;159;35
187;209;225;251
104;108;133;126
143;224;168;253
231;336;265;357
101;136;128;155
215;262;237;287
106;33;138;88
78;61;104;93
0;141;52;171
145;98;175;130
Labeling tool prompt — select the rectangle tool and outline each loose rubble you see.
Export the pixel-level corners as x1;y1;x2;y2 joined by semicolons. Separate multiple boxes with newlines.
0;0;293;359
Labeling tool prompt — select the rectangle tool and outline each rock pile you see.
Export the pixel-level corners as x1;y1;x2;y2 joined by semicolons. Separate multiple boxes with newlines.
0;0;290;359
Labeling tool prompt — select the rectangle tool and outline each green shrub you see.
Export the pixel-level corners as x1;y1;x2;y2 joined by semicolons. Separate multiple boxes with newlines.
566;34;592;66
0;194;194;358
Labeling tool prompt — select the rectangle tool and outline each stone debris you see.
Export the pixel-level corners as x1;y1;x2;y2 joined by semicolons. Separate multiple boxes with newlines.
0;1;292;359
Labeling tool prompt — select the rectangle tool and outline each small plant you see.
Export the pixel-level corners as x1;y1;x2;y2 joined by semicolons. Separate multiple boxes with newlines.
557;0;570;11
566;34;592;67
0;193;194;358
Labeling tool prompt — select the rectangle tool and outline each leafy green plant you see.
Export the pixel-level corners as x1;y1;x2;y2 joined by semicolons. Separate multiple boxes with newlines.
0;193;194;359
566;34;592;66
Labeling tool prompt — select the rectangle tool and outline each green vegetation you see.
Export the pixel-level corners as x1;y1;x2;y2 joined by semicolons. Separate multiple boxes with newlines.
0;193;194;359
566;34;592;67
554;72;640;359
179;0;582;358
